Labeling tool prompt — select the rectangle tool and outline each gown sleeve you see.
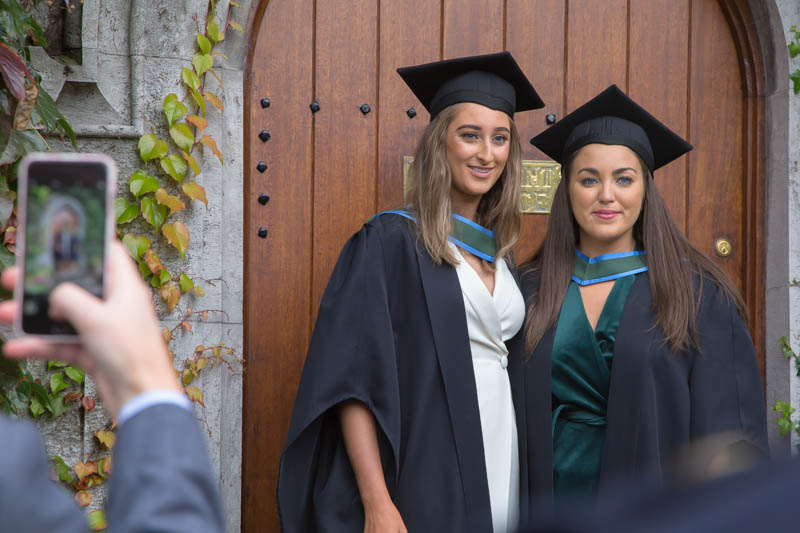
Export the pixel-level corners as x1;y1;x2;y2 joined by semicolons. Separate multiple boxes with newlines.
277;221;401;532
687;281;769;463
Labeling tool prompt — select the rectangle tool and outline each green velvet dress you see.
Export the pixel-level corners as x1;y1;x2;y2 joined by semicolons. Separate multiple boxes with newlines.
551;274;637;498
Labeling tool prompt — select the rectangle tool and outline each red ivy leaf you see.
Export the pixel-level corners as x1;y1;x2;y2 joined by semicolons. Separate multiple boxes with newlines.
75;490;92;507
82;396;96;412
0;43;34;100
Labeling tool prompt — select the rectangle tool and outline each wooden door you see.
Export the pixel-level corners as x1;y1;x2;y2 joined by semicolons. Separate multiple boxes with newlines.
243;0;765;530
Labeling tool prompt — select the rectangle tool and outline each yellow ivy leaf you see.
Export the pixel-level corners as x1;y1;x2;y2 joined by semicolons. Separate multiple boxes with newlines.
199;135;223;163
196;357;207;370
230;1;241;7
213;345;221;362
212;51;228;60
162;326;171;344
75;490;92;507
185;114;207;131
181;150;202;176
143;249;165;274
88;509;107;531
180;320;193;333
194;344;205;355
155;188;186;215
193;285;206;297
94;430;116;450
74;460;97;481
204;92;224;113
182;368;195;386
162;221;190;261
182;181;208;206
13;81;37;130
229;20;244;33
160;282;181;313
208;68;225;90
186;385;205;406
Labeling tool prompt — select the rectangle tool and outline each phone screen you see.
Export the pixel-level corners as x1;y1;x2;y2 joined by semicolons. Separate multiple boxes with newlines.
21;160;109;335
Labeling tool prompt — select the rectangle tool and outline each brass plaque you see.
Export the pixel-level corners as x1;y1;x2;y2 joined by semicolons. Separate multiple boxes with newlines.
402;157;562;214
520;160;562;214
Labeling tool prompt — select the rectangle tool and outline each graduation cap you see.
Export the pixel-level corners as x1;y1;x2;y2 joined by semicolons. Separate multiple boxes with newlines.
397;51;544;119
529;85;692;171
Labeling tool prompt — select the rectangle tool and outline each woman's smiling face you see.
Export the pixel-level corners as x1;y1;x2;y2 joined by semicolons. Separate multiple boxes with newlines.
567;143;646;255
445;103;511;209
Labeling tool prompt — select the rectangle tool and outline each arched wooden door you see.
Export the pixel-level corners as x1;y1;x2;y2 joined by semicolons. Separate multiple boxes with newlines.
243;0;765;530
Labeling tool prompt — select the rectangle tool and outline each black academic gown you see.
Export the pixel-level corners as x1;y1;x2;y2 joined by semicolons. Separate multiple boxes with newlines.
278;213;529;532
520;270;768;501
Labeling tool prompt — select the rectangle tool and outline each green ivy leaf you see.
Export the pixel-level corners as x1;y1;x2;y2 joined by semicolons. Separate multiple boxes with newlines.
181;150;201;176
160;154;188;182
0;129;48;166
50;373;68;395
163;93;188;127
162;221;190;261
121;233;151;260
129;170;160;198
181;67;201;92
197;33;212;54
47;360;68;370
29;396;43;418
151;268;172;289
32;88;77;148
207;18;224;43
51;455;73;483
65;366;85;384
138;134;169;162
169;123;194;153
88;509;107;531
791;69;800;95
190;89;206;116
192;53;213;76
141;196;169;230
179;272;194;293
114;197;140;224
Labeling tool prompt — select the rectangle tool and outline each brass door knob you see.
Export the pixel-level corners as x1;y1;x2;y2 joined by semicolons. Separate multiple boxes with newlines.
714;238;732;257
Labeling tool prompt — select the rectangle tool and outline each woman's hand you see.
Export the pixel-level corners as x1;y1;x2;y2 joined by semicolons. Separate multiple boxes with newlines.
363;497;407;533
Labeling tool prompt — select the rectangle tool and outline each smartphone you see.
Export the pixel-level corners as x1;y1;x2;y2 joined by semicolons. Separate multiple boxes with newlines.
15;153;116;339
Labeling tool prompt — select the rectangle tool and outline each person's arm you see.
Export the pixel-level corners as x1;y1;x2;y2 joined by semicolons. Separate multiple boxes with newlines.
340;400;407;533
0;241;224;533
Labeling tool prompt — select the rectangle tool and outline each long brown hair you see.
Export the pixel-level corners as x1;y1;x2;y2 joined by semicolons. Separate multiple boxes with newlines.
523;148;747;355
406;103;523;268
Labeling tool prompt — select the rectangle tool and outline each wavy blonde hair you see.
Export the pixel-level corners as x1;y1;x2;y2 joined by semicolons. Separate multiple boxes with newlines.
406;103;523;269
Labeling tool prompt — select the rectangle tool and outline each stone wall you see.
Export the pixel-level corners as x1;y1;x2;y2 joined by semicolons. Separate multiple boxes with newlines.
27;2;251;531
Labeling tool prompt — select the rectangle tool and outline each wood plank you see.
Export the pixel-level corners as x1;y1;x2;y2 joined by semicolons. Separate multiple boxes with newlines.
507;0;566;261
442;0;504;58
376;0;441;211
242;0;314;530
629;0;690;233
566;0;628;111
687;0;745;290
312;0;378;315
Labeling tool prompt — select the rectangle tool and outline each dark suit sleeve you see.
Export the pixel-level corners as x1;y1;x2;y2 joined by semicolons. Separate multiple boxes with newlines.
107;404;224;532
688;283;769;456
0;417;89;533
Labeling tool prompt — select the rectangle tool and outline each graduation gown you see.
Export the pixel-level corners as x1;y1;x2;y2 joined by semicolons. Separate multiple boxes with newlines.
520;270;768;500
278;213;529;532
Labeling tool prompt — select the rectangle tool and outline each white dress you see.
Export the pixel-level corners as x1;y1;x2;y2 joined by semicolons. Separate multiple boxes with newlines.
452;245;525;533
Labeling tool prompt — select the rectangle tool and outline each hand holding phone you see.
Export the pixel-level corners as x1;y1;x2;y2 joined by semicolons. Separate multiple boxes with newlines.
15;153;116;339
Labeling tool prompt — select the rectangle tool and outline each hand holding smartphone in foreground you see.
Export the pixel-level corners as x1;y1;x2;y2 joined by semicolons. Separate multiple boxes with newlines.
3;153;181;418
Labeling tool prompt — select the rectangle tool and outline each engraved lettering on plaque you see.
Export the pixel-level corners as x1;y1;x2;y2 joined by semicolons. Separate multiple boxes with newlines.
520;161;562;214
402;157;562;213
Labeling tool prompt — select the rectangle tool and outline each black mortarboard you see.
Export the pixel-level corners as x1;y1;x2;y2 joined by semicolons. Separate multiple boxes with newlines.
397;51;544;119
529;85;692;171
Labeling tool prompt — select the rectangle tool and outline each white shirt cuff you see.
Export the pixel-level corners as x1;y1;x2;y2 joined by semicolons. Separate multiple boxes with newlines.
117;389;192;425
